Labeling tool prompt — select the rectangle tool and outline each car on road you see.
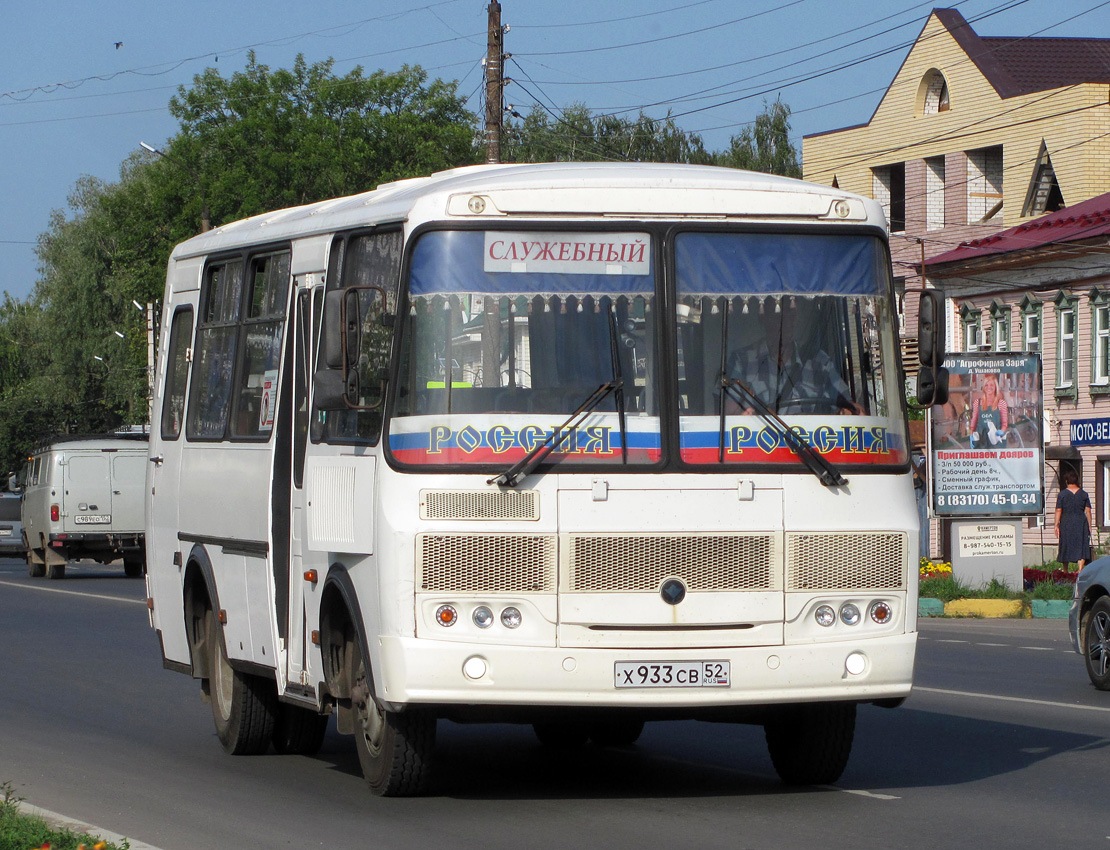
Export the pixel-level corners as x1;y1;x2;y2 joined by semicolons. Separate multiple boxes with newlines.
1069;555;1110;689
0;493;23;557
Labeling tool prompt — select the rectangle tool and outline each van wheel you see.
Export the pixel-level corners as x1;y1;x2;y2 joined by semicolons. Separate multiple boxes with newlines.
27;552;45;578
350;639;434;796
45;561;65;580
764;702;856;786
123;557;144;578
272;703;329;755
207;610;277;754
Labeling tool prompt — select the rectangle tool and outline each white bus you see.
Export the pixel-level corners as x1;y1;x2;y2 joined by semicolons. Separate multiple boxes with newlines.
146;162;943;796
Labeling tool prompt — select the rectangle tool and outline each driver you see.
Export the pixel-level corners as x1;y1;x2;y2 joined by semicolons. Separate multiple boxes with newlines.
726;297;862;416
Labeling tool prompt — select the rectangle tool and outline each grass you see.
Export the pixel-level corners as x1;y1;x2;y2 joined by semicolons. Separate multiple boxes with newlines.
918;557;1077;604
0;783;127;850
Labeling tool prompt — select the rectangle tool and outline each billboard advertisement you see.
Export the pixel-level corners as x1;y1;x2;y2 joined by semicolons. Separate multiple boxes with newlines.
929;353;1043;517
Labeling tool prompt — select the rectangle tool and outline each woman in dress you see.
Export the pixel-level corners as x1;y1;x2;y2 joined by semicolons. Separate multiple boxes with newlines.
1055;468;1093;572
969;373;1008;448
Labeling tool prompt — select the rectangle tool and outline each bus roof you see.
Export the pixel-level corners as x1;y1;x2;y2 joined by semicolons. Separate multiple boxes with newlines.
169;162;885;261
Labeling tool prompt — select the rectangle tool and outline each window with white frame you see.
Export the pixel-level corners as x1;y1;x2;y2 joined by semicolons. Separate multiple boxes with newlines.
961;305;982;352
1021;295;1041;352
1092;292;1110;387
1056;293;1077;394
991;302;1009;352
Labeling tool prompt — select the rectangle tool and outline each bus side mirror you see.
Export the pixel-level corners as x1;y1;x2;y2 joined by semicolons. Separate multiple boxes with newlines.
321;289;362;370
916;291;949;406
312;367;349;411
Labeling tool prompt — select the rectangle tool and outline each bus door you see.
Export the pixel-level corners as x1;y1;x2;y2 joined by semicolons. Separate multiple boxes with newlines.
147;302;196;660
283;279;322;692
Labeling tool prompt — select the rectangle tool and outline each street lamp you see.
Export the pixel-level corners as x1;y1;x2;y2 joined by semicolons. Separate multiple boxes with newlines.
140;141;211;233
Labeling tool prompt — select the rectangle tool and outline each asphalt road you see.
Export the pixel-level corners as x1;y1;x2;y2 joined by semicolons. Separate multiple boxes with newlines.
1;557;1107;850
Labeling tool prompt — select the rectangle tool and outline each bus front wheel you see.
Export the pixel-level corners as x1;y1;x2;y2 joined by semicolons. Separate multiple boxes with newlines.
764;702;856;786
349;640;435;796
207;610;277;755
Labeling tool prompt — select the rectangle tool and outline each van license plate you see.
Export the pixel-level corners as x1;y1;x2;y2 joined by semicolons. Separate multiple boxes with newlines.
75;515;111;524
614;661;730;689
0;528;10;536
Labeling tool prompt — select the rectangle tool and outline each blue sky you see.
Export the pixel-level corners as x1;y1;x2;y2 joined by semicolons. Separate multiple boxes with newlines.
1;0;1105;302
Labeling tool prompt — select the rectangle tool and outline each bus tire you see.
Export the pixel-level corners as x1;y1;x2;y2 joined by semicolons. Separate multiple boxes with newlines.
272;703;329;755
764;702;855;786
350;640;434;796
207;610;277;755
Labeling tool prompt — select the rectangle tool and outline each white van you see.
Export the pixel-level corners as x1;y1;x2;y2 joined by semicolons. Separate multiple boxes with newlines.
22;436;147;579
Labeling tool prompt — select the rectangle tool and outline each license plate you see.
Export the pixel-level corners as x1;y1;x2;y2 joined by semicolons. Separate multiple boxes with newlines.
75;514;111;524
0;528;11;537
614;661;730;689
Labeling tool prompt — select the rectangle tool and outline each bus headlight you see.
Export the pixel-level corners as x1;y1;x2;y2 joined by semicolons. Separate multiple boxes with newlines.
501;607;523;629
839;603;861;626
814;605;836;627
473;606;494;629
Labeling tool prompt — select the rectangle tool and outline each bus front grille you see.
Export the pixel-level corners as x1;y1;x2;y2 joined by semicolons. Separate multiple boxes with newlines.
565;533;778;592
785;532;907;591
418;533;556;593
419;489;540;521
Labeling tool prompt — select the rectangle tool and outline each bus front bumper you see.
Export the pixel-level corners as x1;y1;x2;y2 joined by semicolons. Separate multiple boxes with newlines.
373;632;917;709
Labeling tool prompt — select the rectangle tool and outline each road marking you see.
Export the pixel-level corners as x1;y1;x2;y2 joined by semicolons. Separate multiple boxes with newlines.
976;642;1007;647
936;639;969;643
830;787;901;800
915;686;1110;713
1019;646;1054;651
0;578;144;605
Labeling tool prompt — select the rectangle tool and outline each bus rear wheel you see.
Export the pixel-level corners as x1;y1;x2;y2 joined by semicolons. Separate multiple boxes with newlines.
349;640;434;796
207;610;277;755
764;702;856;786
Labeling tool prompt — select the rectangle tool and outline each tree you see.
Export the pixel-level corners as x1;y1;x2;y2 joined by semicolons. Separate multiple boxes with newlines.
0;54;479;473
504;104;713;164
714;96;802;178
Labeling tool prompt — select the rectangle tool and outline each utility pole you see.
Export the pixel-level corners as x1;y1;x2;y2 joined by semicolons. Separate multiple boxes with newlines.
484;0;504;164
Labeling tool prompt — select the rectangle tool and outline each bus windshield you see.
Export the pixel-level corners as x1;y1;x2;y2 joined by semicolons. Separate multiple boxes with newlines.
389;228;907;471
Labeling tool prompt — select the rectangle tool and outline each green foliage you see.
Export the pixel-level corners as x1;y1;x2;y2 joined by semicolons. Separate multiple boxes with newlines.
504;104;715;165
1030;580;1075;601
0;782;128;850
712;97;801;178
0;50;804;474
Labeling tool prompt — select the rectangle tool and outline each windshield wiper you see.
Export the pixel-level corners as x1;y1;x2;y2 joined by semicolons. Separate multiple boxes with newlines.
605;302;629;466
720;375;848;488
488;381;622;488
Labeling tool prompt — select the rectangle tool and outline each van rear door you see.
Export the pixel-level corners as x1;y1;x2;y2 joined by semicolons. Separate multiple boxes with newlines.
64;452;113;531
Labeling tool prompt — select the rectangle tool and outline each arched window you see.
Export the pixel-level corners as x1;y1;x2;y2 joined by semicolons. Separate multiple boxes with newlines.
920;70;950;115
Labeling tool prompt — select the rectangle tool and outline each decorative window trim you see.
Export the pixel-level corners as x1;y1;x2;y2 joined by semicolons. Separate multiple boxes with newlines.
1020;294;1042;353
960;303;983;352
1090;289;1110;394
989;300;1010;352
1054;291;1078;401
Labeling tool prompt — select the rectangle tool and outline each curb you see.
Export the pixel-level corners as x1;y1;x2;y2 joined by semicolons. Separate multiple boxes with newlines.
16;800;165;850
918;597;1071;618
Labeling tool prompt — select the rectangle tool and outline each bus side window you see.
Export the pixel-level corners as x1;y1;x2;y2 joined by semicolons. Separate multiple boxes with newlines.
161;308;194;441
316;229;401;444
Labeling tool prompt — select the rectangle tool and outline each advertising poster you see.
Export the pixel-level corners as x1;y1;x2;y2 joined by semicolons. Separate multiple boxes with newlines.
930;353;1043;517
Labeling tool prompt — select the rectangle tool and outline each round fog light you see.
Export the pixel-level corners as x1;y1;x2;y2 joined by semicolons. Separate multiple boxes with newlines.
501;606;522;629
845;652;867;675
463;656;487;679
869;601;893;624
840;602;861;626
815;605;836;627
435;605;458;627
473;606;494;628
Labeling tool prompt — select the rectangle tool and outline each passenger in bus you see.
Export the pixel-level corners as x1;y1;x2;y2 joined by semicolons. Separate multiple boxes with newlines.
726;297;862;415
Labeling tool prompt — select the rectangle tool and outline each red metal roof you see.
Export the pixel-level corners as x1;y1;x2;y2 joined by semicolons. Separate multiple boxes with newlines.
926;192;1110;269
